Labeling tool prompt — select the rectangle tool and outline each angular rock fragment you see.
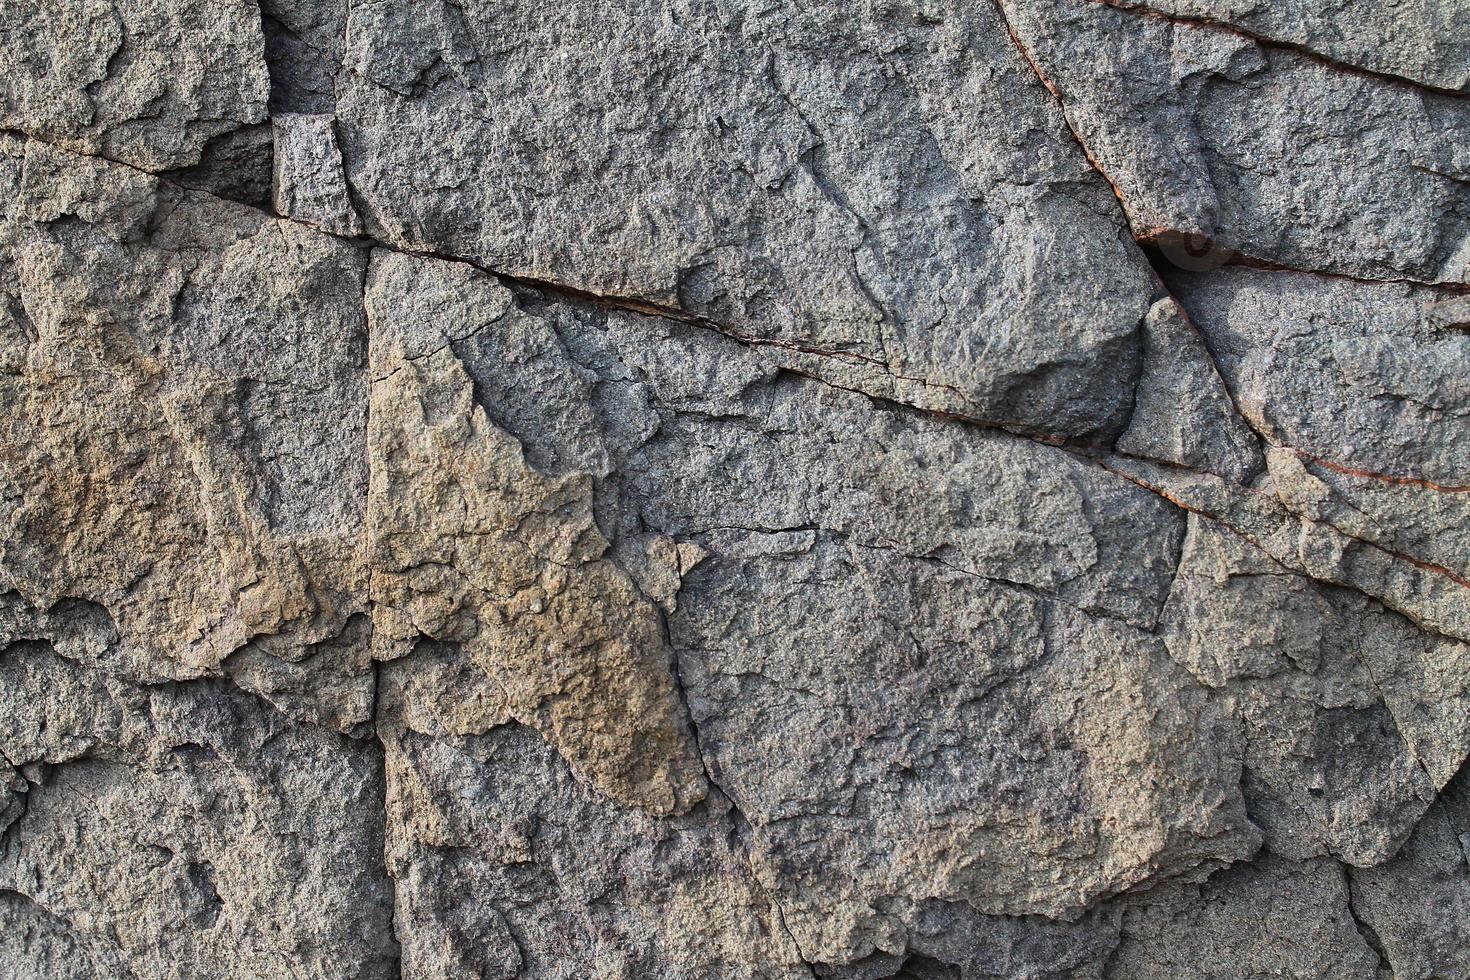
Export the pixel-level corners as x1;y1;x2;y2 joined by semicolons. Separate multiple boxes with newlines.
1162;516;1458;861
679;544;1257;951
222;612;377;737
0;0;270;171
273;112;363;236
1002;0;1470;283
1115;296;1262;482
0;890;130;980
436;268;1187;632
1107;456;1470;645
0;641;398;979
377;655;811;979
7;4;1469;974
261;0;348;114
336;0;1159;441
1350;763;1470;979
368;253;1261;969
0;142;371;683
365;251;707;816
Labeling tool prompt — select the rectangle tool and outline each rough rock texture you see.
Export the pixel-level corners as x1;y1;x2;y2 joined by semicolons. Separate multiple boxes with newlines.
336;0;1159;444
2;2;1467;977
0;0;269;171
1105;0;1470;93
1002;0;1470;284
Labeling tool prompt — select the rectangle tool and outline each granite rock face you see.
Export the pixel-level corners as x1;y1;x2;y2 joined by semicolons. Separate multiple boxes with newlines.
2;1;1467;977
1002;0;1470;285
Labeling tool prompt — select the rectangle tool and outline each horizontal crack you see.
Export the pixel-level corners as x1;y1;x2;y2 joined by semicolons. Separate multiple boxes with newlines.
1140;230;1470;294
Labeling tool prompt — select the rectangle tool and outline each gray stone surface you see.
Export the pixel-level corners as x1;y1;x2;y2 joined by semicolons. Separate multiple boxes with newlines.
364;251;1250;965
1107;855;1382;978
1115;296;1262;482
0;639;397;979
1350;762;1470;979
0;0;270;171
1167;265;1470;582
4;3;1469;977
1161;516;1458;861
333;0;1158;443
1002;0;1470;284
1117;0;1470;92
0;140;369;683
272;112;363;235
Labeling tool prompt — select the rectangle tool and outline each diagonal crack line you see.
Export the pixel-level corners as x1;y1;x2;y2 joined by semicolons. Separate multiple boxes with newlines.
1173;240;1470;295
987;11;1470;294
497;269;995;425
1285;448;1470;495
1341;866;1393;975
762;45;896;370
1080;0;1470;102
991;0;1138;219
9;132;1101;490
1100;460;1470;642
20;126;1470;625
1343;640;1442;796
1135;251;1269;478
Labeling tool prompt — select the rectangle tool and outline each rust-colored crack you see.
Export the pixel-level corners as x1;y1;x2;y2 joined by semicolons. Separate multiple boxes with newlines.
1099;460;1230;523
1080;0;1470;102
499;272;1085;447
1291;448;1470;495
1374;548;1470;591
1142;232;1470;295
17;130;1103;466
990;0;1141;219
1106;460;1470;592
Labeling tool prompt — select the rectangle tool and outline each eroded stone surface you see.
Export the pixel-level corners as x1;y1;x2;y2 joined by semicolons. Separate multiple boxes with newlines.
6;6;1470;978
1107;855;1382;978
333;0;1158;442
0;640;397;979
0;141;370;682
0;0;270;171
1115;296;1262;482
368;254;1263;966
378;670;810;979
1162;516;1455;862
365;251;707;816
1003;0;1470;284
1350;763;1470;979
